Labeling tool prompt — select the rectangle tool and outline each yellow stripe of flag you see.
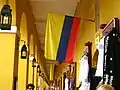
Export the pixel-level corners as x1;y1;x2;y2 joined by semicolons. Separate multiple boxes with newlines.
45;13;65;60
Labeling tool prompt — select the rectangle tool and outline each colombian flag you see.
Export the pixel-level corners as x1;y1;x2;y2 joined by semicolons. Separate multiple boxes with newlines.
45;13;80;64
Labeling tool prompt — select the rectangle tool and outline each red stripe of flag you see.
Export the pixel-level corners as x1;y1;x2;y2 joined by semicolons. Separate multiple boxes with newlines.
65;17;80;64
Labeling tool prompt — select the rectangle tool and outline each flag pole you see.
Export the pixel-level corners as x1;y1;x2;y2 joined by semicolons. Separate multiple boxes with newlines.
35;16;95;24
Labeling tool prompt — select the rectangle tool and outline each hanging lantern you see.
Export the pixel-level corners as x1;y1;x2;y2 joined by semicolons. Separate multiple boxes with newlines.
0;0;12;30
32;58;36;67
21;42;27;59
39;70;42;76
37;65;40;72
41;73;44;78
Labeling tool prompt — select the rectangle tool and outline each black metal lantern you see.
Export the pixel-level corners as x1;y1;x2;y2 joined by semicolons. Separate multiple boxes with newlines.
41;72;44;78
39;71;42;76
32;58;36;67
21;42;27;59
0;0;12;30
37;65;40;72
42;73;44;78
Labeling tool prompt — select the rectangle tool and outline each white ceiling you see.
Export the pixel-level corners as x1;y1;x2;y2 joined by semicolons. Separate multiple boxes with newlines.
29;0;80;50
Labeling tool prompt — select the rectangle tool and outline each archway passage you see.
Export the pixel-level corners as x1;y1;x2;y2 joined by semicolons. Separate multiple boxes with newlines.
28;34;34;84
18;13;28;90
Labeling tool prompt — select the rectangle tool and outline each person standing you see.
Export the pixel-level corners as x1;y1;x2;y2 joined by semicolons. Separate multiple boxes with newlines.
27;84;35;90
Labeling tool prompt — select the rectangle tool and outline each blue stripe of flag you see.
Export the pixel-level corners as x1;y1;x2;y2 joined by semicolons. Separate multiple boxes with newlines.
56;16;73;63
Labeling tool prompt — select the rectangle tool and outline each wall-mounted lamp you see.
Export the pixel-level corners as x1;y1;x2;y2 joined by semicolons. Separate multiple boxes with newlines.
37;65;40;73
32;57;38;67
0;0;12;30
32;57;36;67
39;71;43;76
29;54;34;61
41;72;43;77
41;72;44;78
21;41;27;59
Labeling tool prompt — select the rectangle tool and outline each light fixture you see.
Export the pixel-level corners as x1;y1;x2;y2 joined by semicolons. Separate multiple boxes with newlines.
21;41;27;59
35;62;38;66
29;55;34;61
37;65;40;73
0;0;12;30
32;57;36;67
41;72;44;78
39;71;42;76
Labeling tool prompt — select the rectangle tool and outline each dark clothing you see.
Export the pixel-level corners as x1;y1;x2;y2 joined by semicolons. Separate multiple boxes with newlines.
89;68;101;90
103;28;120;90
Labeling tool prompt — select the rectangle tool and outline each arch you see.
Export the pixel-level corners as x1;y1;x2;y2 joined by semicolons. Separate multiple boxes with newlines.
28;34;34;84
20;13;28;44
18;12;28;90
29;34;34;55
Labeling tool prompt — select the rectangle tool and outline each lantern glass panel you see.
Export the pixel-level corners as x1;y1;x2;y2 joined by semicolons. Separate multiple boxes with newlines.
3;15;8;24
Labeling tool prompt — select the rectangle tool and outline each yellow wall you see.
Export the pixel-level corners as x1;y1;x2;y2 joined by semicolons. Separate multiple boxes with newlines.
74;0;96;61
28;61;33;84
100;0;120;24
18;56;27;90
0;33;16;90
74;0;96;87
0;0;18;90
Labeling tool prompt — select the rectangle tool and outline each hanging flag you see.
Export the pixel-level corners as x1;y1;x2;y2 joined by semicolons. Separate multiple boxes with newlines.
45;13;80;64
